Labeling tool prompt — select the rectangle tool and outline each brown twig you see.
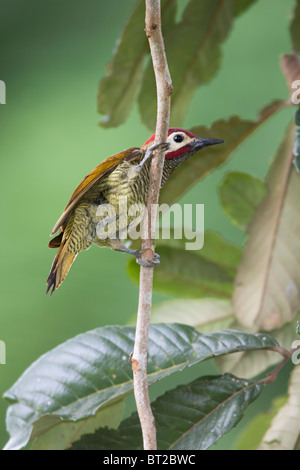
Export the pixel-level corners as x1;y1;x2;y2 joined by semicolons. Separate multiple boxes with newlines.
259;346;299;385
130;0;172;451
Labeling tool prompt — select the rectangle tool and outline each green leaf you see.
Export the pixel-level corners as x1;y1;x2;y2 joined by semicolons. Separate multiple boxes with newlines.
234;0;259;16
234;123;300;331
150;246;234;298
152;308;300;382
259;366;300;450
151;298;234;332
30;401;124;450
159;100;287;206
158;230;242;268
193;230;242;269
219;172;266;231
159;373;263;450
128;232;242;299
293;106;300;172
139;0;258;129
234;396;288;450
98;0;176;128
70;374;263;450
153;310;300;381
216;311;300;379
290;0;300;55
4;325;278;450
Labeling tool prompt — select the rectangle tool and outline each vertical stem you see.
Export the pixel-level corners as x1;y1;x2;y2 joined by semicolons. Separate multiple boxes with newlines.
131;0;172;451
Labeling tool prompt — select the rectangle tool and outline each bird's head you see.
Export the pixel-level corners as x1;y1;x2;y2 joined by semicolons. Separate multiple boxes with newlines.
142;128;224;161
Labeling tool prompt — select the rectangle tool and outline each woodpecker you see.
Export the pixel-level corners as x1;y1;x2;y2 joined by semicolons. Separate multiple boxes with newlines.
47;128;223;294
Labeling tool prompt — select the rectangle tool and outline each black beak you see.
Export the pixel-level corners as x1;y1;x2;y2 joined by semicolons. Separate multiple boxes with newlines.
193;137;224;150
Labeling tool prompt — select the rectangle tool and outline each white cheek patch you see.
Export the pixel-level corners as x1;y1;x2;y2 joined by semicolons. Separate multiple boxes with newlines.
167;134;194;152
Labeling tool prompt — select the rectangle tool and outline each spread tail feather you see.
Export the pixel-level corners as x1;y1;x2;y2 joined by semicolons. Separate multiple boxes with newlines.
46;241;77;295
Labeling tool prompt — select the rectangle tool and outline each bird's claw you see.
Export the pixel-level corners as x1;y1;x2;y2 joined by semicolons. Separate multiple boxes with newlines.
135;251;160;268
153;142;170;153
135;142;170;174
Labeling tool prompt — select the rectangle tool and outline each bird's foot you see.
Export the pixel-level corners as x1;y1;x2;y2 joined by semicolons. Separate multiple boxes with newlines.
135;142;170;174
135;251;160;268
114;244;160;268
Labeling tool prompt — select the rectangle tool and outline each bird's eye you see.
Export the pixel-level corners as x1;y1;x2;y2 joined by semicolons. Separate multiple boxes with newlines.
173;134;184;143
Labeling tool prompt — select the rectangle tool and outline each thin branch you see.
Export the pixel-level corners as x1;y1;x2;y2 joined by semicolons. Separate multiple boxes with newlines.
264;346;293;360
262;355;292;384
259;346;299;385
130;0;172;451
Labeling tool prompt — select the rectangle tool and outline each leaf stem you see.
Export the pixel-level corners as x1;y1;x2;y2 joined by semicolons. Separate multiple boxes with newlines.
259;346;299;385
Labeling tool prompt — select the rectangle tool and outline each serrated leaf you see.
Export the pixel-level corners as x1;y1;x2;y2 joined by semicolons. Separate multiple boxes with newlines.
98;0;176;128
219;172;266;231
139;0;258;129
4;325;278;450
259;365;300;450
151;298;234;332
30;401;124;450
159;100;287;206
234;396;288;450
290;0;300;55
234;123;300;331
128;232;242;299
70;374;263;450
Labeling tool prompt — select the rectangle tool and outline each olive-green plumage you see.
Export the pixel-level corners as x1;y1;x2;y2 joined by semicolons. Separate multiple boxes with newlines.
47;129;223;294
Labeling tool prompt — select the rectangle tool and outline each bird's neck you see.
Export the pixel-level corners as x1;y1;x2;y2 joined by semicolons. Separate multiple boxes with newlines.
161;154;189;185
136;152;188;187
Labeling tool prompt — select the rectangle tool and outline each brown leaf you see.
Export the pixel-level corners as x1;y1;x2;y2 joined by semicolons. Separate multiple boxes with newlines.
234;123;300;330
259;365;300;450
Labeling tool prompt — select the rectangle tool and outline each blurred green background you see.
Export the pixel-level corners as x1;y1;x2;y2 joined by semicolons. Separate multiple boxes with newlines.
0;0;296;449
